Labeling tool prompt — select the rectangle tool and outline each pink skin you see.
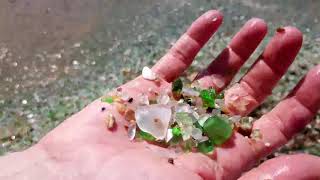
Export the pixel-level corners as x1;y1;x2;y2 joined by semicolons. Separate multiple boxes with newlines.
0;10;319;180
239;154;320;180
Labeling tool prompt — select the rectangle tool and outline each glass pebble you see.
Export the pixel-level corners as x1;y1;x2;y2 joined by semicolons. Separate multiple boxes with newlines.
191;127;203;140
139;94;150;105
229;115;241;123
203;115;232;145
172;127;182;137
157;93;170;105
135;104;172;140
197;114;211;127
200;89;216;108
197;140;214;153
165;129;173;142
127;122;137;140
172;78;183;92
175;104;192;113
101;96;114;103
182;87;200;97
138;130;156;141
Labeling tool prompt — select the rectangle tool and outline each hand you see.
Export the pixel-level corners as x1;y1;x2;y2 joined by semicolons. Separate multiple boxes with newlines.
1;10;319;180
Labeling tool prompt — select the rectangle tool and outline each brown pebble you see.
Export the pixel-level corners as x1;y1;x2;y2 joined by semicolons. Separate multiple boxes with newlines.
105;113;116;129
124;109;135;121
168;158;174;164
113;96;124;103
276;27;285;33
172;92;182;100
115;102;127;115
235;122;252;137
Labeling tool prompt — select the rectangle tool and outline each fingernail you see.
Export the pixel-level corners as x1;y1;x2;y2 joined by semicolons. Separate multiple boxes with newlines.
212;17;218;22
247;18;262;27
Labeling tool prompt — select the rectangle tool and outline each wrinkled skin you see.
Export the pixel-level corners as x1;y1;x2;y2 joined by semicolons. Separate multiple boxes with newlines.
1;10;320;180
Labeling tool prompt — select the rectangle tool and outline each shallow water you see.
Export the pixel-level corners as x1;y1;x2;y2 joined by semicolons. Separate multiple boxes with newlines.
0;0;319;154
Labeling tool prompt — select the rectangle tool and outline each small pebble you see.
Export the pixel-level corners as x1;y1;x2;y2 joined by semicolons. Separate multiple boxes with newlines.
120;93;130;101
124;109;135;121
157;93;170;105
22;99;28;105
182;88;200;97
139;94;150;105
165;129;173;142
142;66;157;80
105;113;116;130
276;27;285;33
191;127;204;140
251;129;262;141
115;102;127;115
168;158;174;164
127;121;137;140
135;104;172;140
229;115;241;123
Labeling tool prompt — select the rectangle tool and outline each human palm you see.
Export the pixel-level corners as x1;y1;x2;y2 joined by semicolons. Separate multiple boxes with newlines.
5;10;320;180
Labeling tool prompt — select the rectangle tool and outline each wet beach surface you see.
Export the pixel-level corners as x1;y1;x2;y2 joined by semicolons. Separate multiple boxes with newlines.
0;0;319;156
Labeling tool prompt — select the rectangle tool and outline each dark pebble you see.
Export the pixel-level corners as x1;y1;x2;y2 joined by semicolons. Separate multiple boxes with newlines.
276;27;285;33
168;158;174;164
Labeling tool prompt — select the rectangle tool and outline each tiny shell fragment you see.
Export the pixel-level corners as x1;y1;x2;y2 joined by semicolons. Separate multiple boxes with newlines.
115;102;127;115
105;113;116;129
142;66;157;80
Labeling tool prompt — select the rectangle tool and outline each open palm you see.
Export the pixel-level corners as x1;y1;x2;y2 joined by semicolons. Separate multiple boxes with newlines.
2;10;320;180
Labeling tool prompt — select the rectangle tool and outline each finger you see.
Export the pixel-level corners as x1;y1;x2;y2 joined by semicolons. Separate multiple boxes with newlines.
224;27;303;116
195;18;267;91
239;154;320;180
151;10;223;82
251;64;320;158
